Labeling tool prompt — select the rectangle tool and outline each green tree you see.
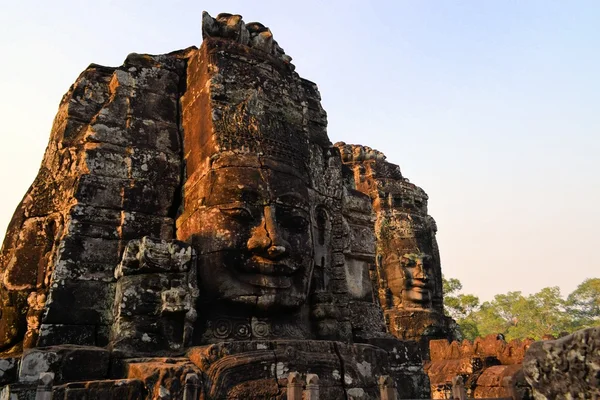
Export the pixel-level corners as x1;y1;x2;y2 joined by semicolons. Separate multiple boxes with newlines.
442;276;600;341
442;276;481;340
567;278;600;330
471;292;525;339
468;287;572;340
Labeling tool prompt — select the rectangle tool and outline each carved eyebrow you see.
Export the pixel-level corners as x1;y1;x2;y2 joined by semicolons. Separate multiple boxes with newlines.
238;188;262;204
274;192;309;208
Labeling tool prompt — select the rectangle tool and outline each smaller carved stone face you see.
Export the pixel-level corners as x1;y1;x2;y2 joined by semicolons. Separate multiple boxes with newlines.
193;159;314;310
384;251;434;310
399;253;433;307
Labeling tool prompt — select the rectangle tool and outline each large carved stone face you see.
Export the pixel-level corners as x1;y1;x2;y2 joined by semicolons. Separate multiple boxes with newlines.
193;159;314;311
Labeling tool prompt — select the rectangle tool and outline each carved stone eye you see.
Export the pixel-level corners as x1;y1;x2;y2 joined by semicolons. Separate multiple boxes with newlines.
220;207;253;221
277;208;309;232
290;215;309;232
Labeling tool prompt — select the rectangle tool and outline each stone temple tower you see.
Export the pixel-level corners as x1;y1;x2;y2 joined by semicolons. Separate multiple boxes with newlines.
0;12;456;399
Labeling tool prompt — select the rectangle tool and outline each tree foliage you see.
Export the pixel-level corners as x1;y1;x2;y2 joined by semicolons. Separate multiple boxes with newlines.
442;276;600;341
567;278;600;329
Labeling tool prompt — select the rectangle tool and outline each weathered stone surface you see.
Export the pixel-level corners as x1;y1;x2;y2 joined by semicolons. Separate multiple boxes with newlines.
54;379;144;400
0;382;37;400
111;238;198;355
473;364;528;399
425;335;535;399
188;339;429;399
18;346;109;384
429;334;535;365
0;47;186;353
335;142;458;355
0;10;446;400
0;357;19;385
124;358;200;400
36;324;96;347
523;326;600;399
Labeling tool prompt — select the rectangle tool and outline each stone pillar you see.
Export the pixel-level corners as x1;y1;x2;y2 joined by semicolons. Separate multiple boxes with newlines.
451;375;467;400
183;373;201;400
287;372;303;400
35;372;54;400
378;375;397;400
305;374;320;400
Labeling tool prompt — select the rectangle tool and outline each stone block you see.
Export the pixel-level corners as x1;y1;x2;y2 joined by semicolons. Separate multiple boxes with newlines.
74;175;177;216
67;205;121;240
129;148;180;184
74;174;125;210
82;143;130;179
336;342;390;389
0;382;37;400
57;235;121;265
37;324;96;347
368;338;423;365
348;301;387;340
64;69;112;123
93;90;132;129
120;212;174;241
96;325;111;347
523;327;600;399
127;119;181;154
52;259;118;282
112;66;180;96
122;178;178;216
115;237;194;277
55;378;144;400
42;280;114;325
123;52;187;74
130;91;178;123
113;274;172;317
125;358;201;400
0;357;19;385
19;346;109;384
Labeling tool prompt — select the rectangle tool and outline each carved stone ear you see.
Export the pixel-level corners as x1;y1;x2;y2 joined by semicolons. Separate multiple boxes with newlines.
202;11;219;39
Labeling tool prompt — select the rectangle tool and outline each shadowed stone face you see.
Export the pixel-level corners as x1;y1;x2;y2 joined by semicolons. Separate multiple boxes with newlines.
377;209;439;312
192;158;314;310
397;253;433;308
382;240;435;310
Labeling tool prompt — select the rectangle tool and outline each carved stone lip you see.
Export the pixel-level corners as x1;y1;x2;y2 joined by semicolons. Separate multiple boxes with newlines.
238;273;292;289
242;257;298;276
407;280;431;290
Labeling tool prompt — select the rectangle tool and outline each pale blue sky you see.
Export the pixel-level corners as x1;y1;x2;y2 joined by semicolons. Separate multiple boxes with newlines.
0;0;598;300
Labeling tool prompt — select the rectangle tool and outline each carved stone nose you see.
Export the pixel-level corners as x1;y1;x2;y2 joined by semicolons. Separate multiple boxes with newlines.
247;230;271;253
247;206;290;259
414;263;428;280
267;245;287;258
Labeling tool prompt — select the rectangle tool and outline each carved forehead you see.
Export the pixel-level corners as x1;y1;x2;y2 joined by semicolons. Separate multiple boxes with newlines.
201;165;310;208
202;167;267;206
